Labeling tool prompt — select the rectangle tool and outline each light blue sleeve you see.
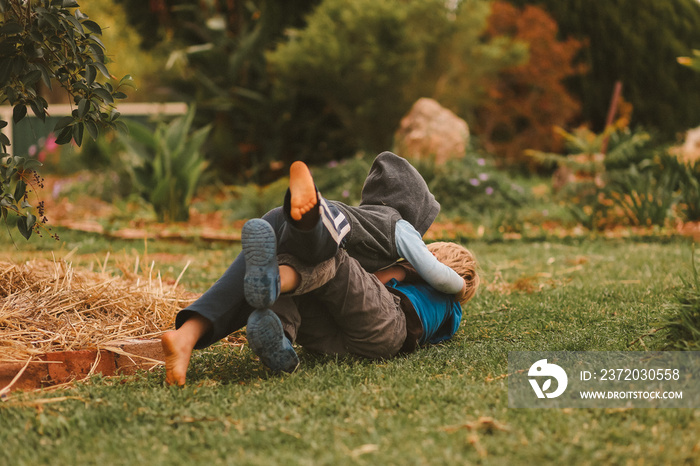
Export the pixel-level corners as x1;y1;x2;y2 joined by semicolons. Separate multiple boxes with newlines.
394;219;464;294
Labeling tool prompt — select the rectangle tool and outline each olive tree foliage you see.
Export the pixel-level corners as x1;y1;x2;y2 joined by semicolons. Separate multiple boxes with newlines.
0;0;131;239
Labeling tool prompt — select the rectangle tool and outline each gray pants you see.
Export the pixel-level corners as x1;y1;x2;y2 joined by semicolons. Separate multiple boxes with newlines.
276;249;407;359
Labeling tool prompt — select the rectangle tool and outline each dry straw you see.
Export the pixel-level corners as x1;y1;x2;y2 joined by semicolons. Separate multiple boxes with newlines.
0;257;197;363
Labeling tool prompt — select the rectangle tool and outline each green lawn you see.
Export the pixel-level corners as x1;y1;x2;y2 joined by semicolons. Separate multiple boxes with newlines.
1;230;698;465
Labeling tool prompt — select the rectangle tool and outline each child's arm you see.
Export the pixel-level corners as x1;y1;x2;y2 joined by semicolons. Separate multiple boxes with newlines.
394;220;464;295
373;265;406;284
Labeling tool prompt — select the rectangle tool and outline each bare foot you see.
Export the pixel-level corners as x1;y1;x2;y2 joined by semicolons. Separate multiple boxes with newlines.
289;161;318;223
162;331;193;386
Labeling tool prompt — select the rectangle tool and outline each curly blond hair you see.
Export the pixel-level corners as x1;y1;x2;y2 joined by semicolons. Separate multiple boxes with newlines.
426;241;480;304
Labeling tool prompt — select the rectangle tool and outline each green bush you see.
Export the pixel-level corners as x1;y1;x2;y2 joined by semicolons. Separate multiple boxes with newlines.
528;126;699;229
606;154;683;227
120;107;210;222
417;155;531;218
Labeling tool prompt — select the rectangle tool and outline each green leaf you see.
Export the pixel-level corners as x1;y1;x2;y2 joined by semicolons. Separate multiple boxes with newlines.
28;101;45;122
64;15;84;35
78;98;89;118
72;123;84;147
118;74;137;89
22;158;42;171
54;116;75;131
37;64;53;89
92;87;114;104
14;180;26;200
55;126;73;145
93;62;110;79
85;119;98;140
26;212;36;230
13;105;27;123
85;64;96;85
82;20;102;35
39;11;60;30
0;21;23;35
114;120;128;135
17;216;32;240
22;70;43;86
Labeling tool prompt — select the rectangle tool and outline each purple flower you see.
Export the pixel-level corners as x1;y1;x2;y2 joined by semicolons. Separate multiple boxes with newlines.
479;173;489;181
327;160;339;168
342;190;350;198
485;187;494;195
469;178;480;186
477;158;486;166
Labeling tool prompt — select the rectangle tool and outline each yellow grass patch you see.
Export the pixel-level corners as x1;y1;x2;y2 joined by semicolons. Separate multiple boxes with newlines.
0;259;197;363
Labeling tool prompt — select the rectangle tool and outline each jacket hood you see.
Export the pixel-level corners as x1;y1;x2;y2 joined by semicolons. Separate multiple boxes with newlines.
359;151;440;236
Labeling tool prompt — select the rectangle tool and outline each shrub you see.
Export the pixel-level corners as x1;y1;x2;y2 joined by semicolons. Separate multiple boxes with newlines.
416;155;531;218
120;107;210;222
606;154;683;227
527;126;696;229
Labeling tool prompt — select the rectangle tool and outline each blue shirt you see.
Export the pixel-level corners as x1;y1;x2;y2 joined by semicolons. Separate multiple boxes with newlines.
386;279;462;345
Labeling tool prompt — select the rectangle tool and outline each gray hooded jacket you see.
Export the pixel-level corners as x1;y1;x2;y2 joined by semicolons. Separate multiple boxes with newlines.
330;151;440;272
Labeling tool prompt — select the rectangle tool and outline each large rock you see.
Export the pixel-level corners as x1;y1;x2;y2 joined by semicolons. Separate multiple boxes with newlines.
393;98;469;164
673;126;700;164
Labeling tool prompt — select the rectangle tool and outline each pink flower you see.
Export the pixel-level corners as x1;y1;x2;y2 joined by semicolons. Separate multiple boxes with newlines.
44;133;59;153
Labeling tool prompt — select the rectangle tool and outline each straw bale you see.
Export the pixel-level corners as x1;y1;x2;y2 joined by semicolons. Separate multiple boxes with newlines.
0;259;197;363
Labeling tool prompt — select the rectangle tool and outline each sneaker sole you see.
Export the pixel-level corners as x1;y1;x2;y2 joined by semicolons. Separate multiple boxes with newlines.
246;309;299;373
242;219;280;309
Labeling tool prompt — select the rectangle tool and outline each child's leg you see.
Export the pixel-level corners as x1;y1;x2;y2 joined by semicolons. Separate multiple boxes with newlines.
172;206;302;352
243;219;299;373
281;249;407;359
161;313;212;386
289;161;319;225
277;162;350;265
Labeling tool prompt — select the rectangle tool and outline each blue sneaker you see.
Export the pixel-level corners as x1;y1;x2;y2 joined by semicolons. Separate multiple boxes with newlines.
242;219;280;309
246;309;299;373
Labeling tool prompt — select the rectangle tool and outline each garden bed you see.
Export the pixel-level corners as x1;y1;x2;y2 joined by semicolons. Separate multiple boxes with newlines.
0;258;197;394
